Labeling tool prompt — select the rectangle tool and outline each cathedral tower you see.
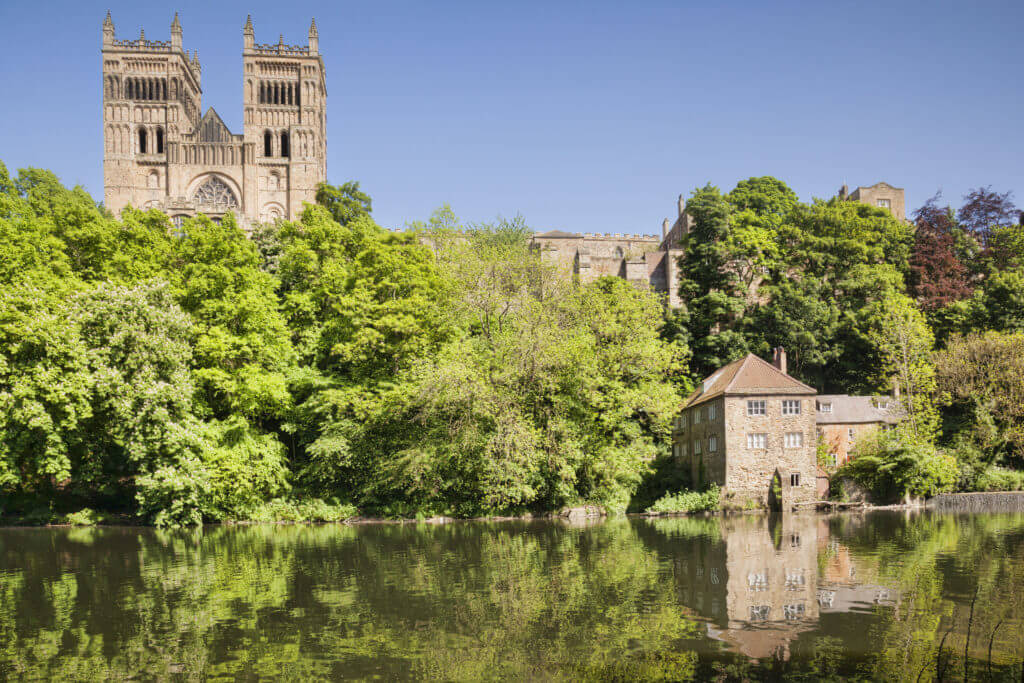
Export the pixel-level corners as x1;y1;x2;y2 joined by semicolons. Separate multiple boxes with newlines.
101;13;326;227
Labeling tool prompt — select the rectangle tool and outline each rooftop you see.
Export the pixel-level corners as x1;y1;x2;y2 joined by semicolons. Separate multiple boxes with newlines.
682;354;816;409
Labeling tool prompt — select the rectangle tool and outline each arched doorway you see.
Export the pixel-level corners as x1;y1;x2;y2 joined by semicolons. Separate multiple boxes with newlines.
768;470;784;512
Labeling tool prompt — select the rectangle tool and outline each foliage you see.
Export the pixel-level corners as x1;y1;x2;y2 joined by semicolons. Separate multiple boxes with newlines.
61;508;109;526
646;486;720;514
973;467;1024;492
836;430;956;501
240;497;358;523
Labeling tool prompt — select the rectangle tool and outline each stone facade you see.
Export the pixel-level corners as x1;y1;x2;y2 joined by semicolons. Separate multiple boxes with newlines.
815;394;901;470
672;352;818;508
840;181;906;221
101;13;326;229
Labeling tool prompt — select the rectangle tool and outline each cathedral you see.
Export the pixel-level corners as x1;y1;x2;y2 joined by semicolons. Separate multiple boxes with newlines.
101;13;327;228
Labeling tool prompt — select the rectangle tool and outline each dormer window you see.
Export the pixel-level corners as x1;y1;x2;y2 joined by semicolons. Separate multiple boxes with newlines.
818;401;833;414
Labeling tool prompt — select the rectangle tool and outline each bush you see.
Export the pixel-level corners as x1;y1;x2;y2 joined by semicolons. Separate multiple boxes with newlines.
646;486;720;514
62;508;108;526
836;430;957;502
974;467;1024;492
239;497;358;523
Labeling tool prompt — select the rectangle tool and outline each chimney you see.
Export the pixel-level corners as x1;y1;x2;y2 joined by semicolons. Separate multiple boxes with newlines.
772;347;787;375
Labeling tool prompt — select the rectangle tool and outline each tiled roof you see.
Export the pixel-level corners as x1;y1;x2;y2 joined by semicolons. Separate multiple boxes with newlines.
815;394;902;425
682;354;816;409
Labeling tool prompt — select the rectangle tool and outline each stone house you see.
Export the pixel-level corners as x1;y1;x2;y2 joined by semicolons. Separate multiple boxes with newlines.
838;182;906;221
672;349;818;509
815;395;901;470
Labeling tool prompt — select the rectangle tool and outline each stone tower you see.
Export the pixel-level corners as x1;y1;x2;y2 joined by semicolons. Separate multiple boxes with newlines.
101;13;327;228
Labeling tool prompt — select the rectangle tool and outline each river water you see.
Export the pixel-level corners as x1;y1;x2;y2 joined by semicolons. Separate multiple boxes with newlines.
1;511;1023;681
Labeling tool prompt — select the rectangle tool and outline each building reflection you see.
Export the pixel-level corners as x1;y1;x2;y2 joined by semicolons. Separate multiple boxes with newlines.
641;513;896;659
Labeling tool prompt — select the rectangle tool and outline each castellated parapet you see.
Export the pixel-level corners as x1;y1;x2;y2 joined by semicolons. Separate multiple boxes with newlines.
101;13;327;229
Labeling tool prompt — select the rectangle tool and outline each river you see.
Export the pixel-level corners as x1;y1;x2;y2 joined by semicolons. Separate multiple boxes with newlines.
2;511;1023;680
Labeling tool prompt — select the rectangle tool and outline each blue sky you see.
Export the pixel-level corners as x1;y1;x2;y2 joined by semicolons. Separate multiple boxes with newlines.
1;1;1021;233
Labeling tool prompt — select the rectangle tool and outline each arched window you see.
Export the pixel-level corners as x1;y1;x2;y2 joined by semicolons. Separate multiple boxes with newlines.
280;131;289;158
263;131;272;157
156;127;164;154
614;246;624;259
126;79;133;99
138;127;148;154
148;171;159;189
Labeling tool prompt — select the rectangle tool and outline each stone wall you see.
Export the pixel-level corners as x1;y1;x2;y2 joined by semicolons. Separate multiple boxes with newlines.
722;395;817;507
818;423;881;468
929;492;1024;512
674;398;726;488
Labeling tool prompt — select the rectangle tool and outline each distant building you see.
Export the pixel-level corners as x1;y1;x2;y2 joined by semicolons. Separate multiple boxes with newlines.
839;182;906;221
671;348;818;509
101;13;327;229
815;394;901;470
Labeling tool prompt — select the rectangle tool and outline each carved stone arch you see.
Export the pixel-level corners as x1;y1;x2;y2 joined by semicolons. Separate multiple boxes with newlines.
188;173;241;212
261;201;285;223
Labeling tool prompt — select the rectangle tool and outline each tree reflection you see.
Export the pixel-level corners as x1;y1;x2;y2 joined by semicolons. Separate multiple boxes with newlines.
1;513;1023;681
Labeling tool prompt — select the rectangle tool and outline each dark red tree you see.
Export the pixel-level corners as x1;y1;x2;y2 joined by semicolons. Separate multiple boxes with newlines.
958;186;1017;243
909;193;974;310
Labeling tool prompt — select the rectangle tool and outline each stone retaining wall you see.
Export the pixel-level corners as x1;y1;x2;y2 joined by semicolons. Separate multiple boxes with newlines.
929;492;1024;512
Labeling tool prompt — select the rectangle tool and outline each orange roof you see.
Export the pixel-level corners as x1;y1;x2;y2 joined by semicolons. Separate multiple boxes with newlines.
682;354;816;409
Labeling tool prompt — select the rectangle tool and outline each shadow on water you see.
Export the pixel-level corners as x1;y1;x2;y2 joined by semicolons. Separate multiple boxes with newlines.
2;511;1024;680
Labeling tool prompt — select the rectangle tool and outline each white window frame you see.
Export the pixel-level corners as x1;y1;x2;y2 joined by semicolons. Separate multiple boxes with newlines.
877;198;891;209
784;432;803;448
708;403;717;421
827;453;837;468
782;399;801;416
818;401;833;414
708;435;718;452
848;428;855;441
694;409;702;424
747;400;766;416
747;433;767;449
694;439;702;456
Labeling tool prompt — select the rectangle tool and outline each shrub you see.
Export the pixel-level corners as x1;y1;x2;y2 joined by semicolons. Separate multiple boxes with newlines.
836;430;957;502
974;467;1024;492
62;508;108;526
646;486;720;514
239;497;358;523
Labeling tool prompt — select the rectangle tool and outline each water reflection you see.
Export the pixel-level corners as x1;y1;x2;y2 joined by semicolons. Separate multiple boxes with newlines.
1;512;1023;680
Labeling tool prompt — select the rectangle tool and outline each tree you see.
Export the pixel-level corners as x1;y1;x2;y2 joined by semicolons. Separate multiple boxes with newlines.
958;186;1017;243
315;181;373;227
908;194;973;310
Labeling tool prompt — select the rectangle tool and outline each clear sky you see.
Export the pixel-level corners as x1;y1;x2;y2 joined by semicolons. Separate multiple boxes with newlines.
0;1;1021;234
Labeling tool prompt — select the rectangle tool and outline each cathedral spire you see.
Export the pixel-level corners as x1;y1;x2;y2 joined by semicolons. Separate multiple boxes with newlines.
308;18;319;54
102;10;115;46
243;15;254;49
171;12;182;49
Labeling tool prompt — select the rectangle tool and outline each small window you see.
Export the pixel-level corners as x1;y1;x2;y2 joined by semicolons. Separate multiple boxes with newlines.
280;131;290;158
694;439;702;456
155;127;164;154
264;131;272;157
694;409;701;424
784;432;803;448
708;403;717;421
848;428;855;441
138;128;148;154
790;473;801;487
747;400;766;416
818;401;833;414
708;435;718;452
827;453;837;468
782;400;801;416
877;198;891;209
682;443;689;457
747;433;767;449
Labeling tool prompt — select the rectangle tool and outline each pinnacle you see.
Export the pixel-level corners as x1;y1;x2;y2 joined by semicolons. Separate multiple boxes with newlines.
244;14;253;32
171;12;181;30
103;10;114;27
309;17;318;36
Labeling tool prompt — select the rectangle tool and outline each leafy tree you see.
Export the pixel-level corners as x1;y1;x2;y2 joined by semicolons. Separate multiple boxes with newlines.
908;194;973;311
958;186;1017;243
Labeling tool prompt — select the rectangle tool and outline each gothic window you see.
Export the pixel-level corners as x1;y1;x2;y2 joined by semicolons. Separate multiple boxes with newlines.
156;127;164;154
192;176;239;210
281;132;290;158
126;79;133;99
264;131;272;157
614;246;624;259
138;127;147;154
